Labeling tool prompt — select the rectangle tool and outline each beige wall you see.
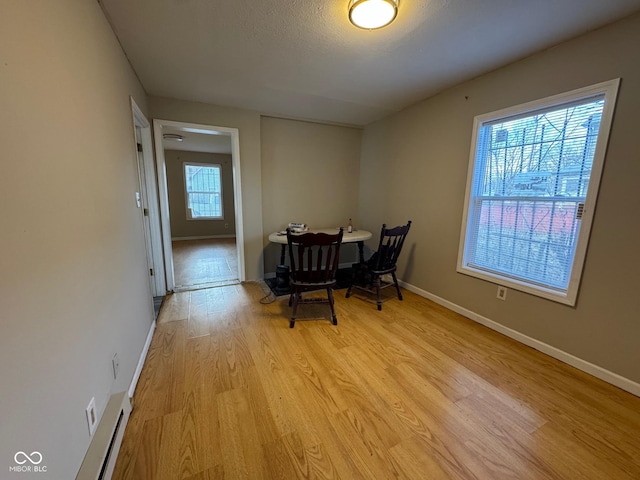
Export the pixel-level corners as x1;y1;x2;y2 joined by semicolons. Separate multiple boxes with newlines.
260;117;363;273
359;13;640;384
0;0;153;477
165;151;236;238
148;96;264;280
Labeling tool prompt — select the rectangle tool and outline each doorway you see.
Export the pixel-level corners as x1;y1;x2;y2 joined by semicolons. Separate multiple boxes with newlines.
152;119;245;292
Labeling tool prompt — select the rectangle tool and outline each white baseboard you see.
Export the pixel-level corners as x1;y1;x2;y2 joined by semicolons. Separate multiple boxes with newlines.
128;320;156;399
172;234;236;241
399;281;640;398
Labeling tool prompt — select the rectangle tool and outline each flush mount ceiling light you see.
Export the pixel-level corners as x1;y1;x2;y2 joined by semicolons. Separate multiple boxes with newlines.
349;0;398;30
163;133;184;141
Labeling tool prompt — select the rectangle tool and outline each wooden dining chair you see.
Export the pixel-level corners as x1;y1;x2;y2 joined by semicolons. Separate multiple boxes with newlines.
346;221;412;310
286;228;344;328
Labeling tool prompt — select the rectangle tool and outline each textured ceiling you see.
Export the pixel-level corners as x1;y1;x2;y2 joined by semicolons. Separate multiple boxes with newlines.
101;0;640;126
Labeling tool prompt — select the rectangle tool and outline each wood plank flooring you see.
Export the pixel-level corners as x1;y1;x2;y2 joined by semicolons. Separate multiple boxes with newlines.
172;239;238;289
113;283;640;479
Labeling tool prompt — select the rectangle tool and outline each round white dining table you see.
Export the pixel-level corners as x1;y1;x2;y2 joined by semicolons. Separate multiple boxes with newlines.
268;228;373;265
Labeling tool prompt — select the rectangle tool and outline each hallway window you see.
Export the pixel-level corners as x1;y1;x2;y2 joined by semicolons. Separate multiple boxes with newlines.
184;163;223;219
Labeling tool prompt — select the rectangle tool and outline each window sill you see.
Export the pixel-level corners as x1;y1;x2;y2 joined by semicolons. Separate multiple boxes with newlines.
456;265;577;307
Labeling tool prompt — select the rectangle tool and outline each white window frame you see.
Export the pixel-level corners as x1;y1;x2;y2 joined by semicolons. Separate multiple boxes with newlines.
183;162;224;220
457;79;620;306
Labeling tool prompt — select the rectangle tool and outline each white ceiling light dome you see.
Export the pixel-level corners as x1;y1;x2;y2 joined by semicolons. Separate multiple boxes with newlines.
162;133;184;141
349;0;399;30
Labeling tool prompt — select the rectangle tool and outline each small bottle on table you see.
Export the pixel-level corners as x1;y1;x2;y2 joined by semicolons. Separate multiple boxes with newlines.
347;218;353;233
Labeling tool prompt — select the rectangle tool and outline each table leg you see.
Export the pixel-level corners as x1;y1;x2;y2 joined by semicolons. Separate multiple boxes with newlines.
280;244;286;265
357;241;365;264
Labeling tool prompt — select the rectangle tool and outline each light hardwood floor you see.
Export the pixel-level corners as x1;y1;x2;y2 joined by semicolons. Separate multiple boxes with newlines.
113;283;640;479
172;238;238;289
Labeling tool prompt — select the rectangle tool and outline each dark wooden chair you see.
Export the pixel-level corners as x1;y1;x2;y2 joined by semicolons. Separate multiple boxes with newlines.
286;228;344;328
346;221;412;310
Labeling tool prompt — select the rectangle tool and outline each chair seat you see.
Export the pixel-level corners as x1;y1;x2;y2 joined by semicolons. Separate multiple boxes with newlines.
291;279;337;289
368;266;396;276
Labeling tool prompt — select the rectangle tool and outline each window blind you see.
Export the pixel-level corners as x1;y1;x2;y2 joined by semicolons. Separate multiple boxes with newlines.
458;80;620;305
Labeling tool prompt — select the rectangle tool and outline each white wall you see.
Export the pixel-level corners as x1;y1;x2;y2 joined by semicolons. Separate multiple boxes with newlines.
358;13;640;386
0;1;153;477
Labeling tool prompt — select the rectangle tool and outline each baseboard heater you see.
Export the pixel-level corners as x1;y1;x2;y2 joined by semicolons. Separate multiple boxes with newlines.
76;391;132;480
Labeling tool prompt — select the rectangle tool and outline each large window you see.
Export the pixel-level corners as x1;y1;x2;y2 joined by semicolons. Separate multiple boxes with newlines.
183;163;223;220
458;80;619;305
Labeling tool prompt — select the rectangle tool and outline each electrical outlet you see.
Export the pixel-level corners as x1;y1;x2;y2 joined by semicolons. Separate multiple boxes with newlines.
496;286;507;301
86;397;97;435
112;353;120;379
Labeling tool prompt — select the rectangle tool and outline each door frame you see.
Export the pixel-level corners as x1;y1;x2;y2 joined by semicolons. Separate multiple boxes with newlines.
152;119;246;291
130;98;166;296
